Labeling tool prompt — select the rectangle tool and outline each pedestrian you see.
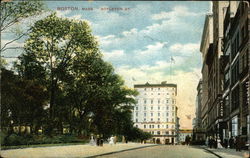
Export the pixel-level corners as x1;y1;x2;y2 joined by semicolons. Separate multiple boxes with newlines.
235;136;242;152
224;138;228;149
209;137;213;148
229;137;233;149
109;136;114;145
217;137;223;149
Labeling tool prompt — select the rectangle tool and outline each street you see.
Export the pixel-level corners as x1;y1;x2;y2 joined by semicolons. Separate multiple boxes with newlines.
96;145;218;158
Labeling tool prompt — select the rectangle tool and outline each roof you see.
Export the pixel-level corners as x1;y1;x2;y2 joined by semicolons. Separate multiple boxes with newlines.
134;82;177;88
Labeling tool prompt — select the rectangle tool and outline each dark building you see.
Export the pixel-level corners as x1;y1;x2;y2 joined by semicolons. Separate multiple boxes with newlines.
200;2;249;149
222;1;250;148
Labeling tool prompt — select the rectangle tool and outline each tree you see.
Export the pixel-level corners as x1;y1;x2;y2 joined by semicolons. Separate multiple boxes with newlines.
1;68;47;135
23;13;99;134
0;0;44;52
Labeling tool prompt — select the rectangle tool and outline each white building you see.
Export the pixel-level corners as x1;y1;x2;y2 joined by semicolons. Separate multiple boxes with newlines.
133;82;178;144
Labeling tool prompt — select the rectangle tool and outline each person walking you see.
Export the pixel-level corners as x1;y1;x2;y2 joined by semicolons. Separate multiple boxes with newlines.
209;137;213;148
223;138;228;149
229;137;234;149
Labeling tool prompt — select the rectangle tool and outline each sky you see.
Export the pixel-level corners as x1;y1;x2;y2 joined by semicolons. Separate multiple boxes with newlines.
2;1;210;129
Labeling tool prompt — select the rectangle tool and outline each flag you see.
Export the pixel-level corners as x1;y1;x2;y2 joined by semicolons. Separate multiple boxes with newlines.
170;57;175;63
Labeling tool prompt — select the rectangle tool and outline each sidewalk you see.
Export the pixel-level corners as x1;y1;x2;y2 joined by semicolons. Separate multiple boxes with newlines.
0;143;157;158
202;146;250;158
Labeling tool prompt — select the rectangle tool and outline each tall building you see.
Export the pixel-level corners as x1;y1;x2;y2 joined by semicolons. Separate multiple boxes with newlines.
222;1;249;147
133;82;178;144
206;1;229;140
199;0;249;148
200;13;213;137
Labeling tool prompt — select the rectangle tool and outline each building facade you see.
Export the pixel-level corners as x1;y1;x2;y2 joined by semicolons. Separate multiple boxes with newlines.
200;13;213;139
133;82;178;144
193;80;205;141
222;1;249;148
199;1;250;148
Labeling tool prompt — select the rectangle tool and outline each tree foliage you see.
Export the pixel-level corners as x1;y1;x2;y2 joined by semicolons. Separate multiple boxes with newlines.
0;0;44;52
1;68;47;134
3;13;141;143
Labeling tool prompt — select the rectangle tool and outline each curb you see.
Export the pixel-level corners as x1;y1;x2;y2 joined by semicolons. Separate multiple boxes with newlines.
202;147;222;158
85;144;160;158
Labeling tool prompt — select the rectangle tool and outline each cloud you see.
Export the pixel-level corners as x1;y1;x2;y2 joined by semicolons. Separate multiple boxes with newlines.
139;42;167;55
102;50;125;60
96;35;116;47
56;10;72;18
152;6;203;20
169;43;200;55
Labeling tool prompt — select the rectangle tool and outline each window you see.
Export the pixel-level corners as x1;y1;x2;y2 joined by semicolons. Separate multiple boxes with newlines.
158;125;160;128
135;106;138;110
151;118;153;121
231;60;239;86
135;125;138;127
136;113;138;116
231;85;240;111
136;119;138;123
151;99;153;104
166;118;169;122
247;115;250;136
158;113;160;117
166;99;169;103
144;99;147;104
158;93;160;95
144;118;146;121
144;88;146;91
157;131;160;135
166;113;169;116
172;125;175;129
151;106;153;110
158;100;160;104
144;106;146;110
165;131;169;135
172;112;175;116
158;106;160;110
158;118;160;121
232;116;238;136
151;113;153;117
166;106;169;110
149;125;151;128
144;125;146;129
151;88;153;91
166;125;168;128
172;118;175;122
152;125;154;128
144;113;146;117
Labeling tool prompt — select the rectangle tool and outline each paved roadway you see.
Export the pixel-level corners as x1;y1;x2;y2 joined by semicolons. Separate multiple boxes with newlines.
96;145;218;158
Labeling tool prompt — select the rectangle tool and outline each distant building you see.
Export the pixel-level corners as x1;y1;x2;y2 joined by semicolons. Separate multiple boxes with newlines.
179;129;193;144
133;82;178;144
193;80;205;141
